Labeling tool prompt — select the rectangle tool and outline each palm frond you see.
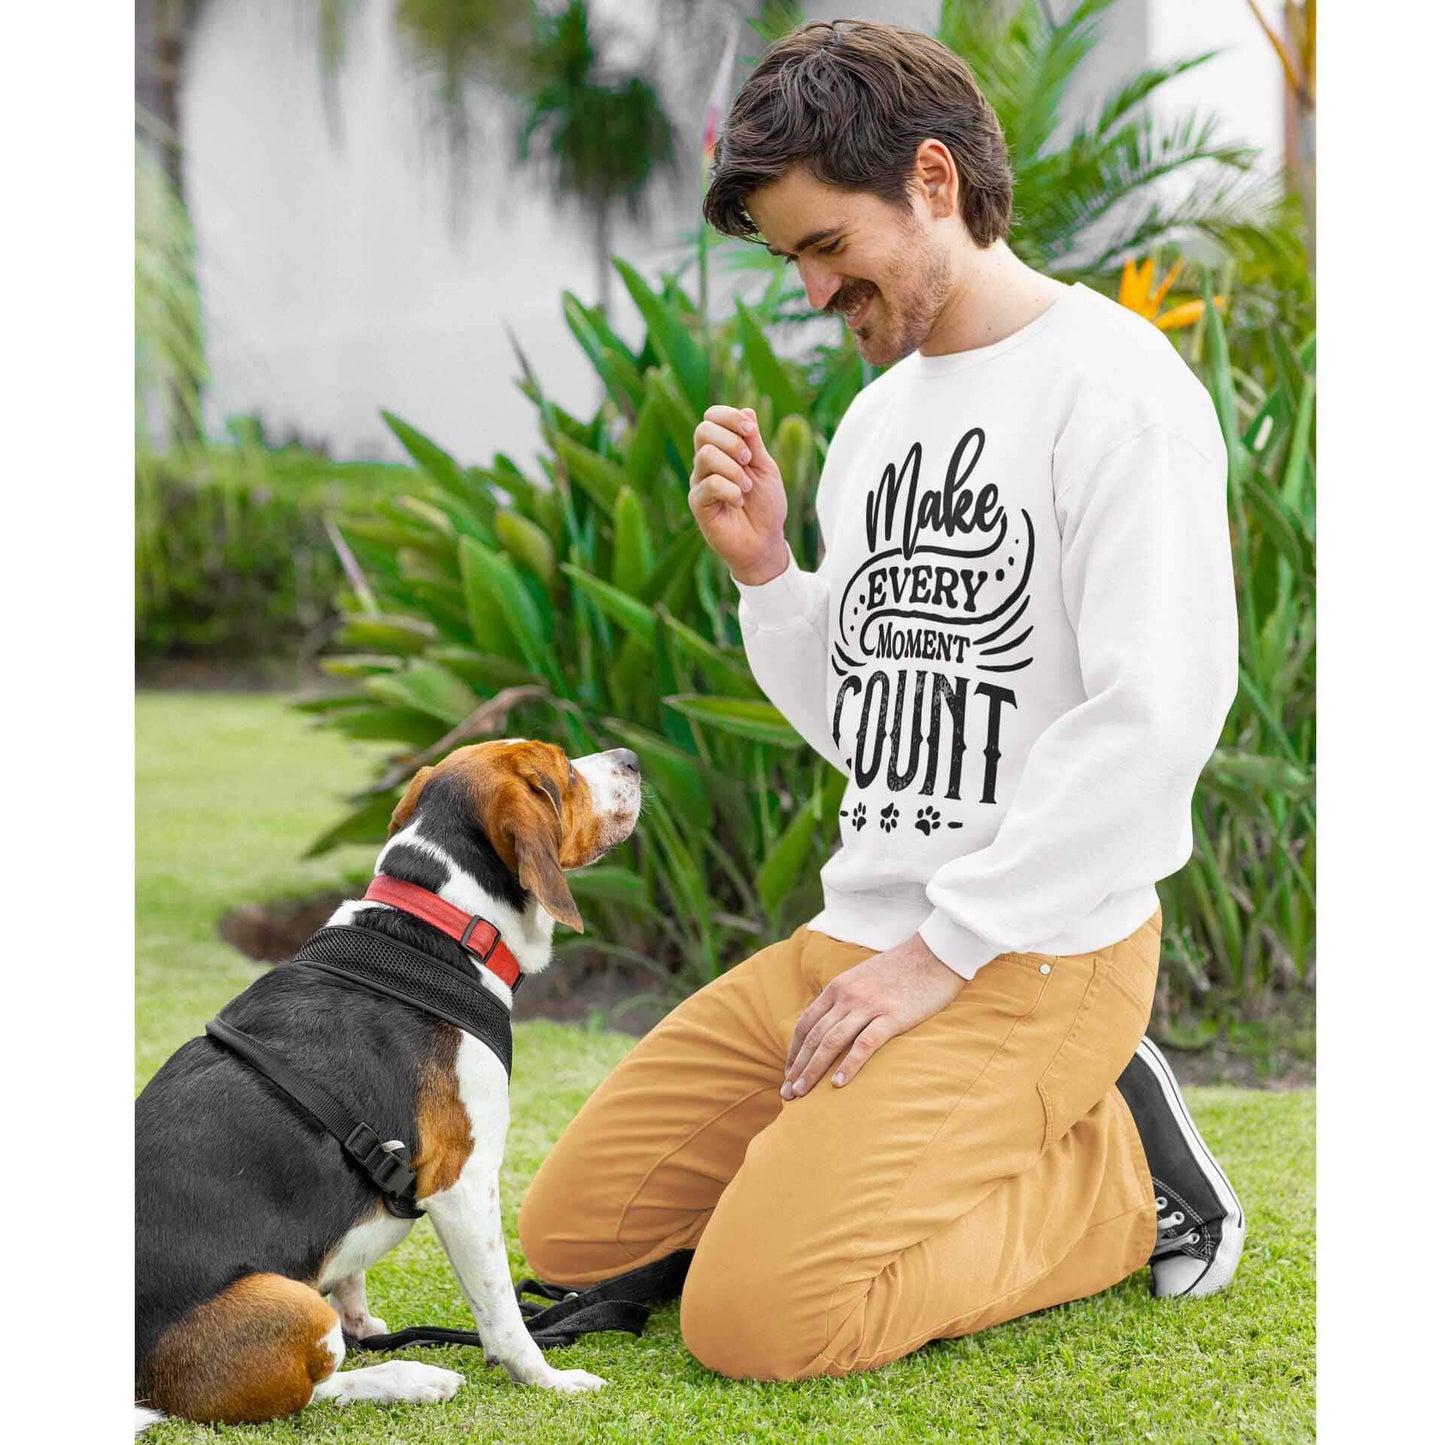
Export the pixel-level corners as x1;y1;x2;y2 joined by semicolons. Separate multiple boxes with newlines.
1086;50;1219;142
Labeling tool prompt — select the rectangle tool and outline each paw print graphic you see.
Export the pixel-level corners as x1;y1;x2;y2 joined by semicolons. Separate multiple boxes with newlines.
879;803;900;833
915;805;942;836
850;802;868;831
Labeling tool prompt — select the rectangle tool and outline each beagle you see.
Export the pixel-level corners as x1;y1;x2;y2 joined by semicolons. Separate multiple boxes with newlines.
135;739;642;1428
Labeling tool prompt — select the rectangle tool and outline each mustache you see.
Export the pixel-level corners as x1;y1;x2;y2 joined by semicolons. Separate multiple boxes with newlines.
826;281;876;316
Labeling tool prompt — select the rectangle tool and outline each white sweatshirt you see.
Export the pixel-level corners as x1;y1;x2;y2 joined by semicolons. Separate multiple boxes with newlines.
735;283;1238;978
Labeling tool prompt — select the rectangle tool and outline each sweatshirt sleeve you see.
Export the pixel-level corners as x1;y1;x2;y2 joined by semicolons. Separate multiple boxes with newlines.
734;548;847;774
916;422;1238;978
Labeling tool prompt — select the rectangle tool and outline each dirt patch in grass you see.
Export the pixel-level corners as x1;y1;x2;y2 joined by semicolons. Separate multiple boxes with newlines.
220;891;1310;1085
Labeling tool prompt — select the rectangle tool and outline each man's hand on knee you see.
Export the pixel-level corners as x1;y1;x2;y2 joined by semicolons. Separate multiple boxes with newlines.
782;934;964;1099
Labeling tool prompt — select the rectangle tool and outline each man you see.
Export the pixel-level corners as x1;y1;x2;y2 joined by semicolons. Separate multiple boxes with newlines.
518;19;1244;1380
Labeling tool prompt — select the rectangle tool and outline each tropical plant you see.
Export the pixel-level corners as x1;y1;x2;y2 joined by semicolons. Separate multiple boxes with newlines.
1163;278;1315;1001
302;258;865;1000
936;0;1272;277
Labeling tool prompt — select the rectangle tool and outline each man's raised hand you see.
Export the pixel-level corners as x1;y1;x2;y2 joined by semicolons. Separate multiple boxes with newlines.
689;406;791;586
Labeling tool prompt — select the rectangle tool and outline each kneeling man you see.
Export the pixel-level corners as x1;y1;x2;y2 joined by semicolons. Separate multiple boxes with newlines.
519;18;1244;1380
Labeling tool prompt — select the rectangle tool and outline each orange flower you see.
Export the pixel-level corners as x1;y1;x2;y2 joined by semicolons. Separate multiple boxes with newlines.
1116;256;1224;331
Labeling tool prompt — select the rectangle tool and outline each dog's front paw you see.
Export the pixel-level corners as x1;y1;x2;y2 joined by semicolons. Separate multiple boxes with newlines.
536;1366;607;1394
318;1360;464;1406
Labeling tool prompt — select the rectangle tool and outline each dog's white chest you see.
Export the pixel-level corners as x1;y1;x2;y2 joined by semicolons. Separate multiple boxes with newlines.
319;1210;414;1294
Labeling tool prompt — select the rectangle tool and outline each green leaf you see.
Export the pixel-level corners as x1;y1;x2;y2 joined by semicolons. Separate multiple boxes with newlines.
638;527;705;610
614;258;710;413
429;646;542;691
611;488;655;596
364;663;477;725
659;611;759;696
560;563;657;642
1280;374;1315;512
383;412;495;518
334;614;438;656
562;293;645;414
624;391;669;494
644;367;701;460
324;703;441;748
736;302;807;421
756;771;848;913
1202;747;1315;804
664;695;804;748
554;434;627;516
459;535;555;679
566;865;654;913
392;494;457;539
1200;271;1241;462
459;536;521;663
1242;473;1307;576
495;508;557;587
304;791;399;858
318;654;405;678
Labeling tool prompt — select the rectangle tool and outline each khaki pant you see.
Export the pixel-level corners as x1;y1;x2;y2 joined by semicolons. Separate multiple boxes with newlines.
518;911;1162;1379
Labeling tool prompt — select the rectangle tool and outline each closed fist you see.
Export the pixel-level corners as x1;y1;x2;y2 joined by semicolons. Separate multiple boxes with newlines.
688;405;790;586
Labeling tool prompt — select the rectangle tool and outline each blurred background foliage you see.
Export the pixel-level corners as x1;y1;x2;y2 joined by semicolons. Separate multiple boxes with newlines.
136;0;1315;1036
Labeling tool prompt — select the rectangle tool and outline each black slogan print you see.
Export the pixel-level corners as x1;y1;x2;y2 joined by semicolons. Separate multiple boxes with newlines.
830;427;1035;810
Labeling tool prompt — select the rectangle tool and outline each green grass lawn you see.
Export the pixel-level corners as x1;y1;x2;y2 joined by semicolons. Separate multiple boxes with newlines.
138;691;1316;1444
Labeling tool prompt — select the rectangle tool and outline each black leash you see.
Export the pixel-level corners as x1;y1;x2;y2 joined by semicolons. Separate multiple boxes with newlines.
345;1250;694;1353
204;924;689;1350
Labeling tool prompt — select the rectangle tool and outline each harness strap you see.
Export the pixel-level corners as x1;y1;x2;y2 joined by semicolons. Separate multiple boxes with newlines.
204;1018;424;1220
345;1249;694;1353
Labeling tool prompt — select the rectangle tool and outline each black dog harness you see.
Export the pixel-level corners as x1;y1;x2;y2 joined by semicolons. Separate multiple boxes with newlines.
205;922;689;1350
207;924;515;1219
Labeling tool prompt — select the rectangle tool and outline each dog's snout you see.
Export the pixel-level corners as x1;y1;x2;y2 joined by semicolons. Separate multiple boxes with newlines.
611;748;641;776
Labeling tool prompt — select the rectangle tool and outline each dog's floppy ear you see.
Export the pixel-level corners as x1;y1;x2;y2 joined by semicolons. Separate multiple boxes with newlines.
516;832;584;933
389;765;436;837
509;776;583;933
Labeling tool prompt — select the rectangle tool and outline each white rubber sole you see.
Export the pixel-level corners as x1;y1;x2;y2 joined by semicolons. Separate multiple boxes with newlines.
1135;1036;1246;1298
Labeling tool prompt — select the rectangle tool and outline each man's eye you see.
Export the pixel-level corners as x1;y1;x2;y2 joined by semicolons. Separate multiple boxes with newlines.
818;240;843;257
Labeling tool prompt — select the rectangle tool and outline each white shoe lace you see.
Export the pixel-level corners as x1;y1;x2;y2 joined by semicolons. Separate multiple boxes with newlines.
1154;1193;1200;1253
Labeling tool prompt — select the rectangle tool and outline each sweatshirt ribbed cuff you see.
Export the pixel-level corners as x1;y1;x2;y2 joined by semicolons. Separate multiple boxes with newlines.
917;908;1002;980
732;551;818;630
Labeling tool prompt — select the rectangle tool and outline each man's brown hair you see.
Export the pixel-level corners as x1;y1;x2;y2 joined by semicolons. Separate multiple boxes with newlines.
703;20;1013;248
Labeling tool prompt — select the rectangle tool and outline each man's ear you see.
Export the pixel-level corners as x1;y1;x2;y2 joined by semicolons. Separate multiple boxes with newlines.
515;828;584;933
389;765;436;837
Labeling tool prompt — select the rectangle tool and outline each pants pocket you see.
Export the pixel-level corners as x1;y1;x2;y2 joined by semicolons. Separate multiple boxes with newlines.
959;950;1061;1023
1035;946;1155;1153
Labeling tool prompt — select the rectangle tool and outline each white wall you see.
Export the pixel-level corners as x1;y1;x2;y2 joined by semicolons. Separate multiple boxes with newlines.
182;0;1282;468
183;0;701;467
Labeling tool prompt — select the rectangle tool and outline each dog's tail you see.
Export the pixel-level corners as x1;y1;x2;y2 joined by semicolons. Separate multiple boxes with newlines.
133;1405;165;1436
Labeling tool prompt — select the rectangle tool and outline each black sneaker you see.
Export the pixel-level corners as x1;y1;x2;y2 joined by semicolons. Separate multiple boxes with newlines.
1116;1036;1246;1298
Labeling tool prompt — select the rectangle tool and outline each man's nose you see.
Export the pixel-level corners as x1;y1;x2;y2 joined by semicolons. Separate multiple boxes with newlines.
798;258;843;313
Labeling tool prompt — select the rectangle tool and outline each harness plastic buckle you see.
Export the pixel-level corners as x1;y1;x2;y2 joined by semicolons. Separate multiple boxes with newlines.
344;1124;413;1195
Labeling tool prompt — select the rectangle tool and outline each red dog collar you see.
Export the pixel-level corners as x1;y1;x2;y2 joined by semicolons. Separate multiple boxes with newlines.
363;876;522;991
